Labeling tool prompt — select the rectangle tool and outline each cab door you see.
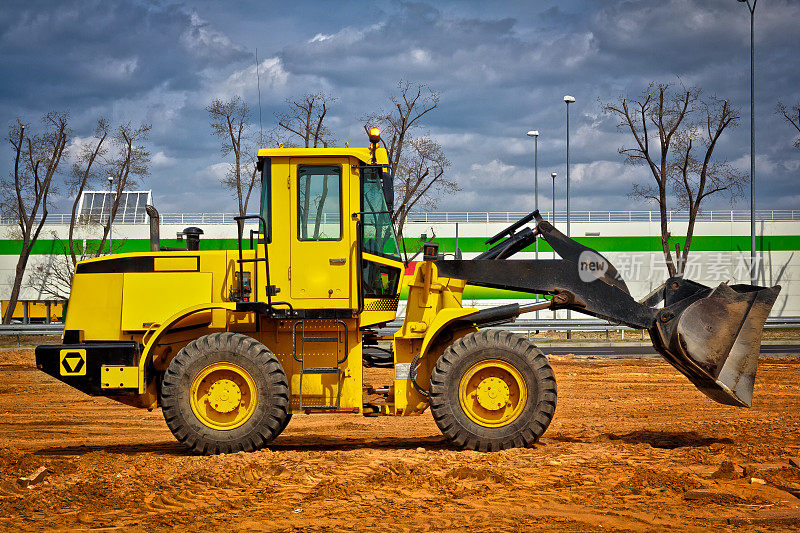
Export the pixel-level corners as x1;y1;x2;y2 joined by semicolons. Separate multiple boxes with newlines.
289;161;352;305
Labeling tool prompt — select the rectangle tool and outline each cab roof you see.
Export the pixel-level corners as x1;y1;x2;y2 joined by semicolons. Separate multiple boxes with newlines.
256;146;388;165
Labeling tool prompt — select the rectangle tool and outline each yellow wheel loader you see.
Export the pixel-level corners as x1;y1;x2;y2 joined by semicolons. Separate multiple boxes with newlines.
36;129;780;454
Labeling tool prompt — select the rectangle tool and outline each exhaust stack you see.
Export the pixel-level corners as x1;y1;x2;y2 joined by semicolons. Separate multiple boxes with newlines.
145;205;160;252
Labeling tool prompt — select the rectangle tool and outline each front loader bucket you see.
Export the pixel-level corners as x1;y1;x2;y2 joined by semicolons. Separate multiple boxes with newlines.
650;282;781;407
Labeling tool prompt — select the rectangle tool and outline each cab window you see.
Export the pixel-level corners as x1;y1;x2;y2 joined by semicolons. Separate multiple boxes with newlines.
362;260;401;298
297;165;342;241
259;158;272;242
361;167;400;259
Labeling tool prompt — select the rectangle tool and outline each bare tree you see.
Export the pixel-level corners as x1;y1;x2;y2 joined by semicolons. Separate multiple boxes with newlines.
364;81;455;241
776;101;800;148
392;137;457;238
66;118;109;264
25;235;74;300
602;83;744;277
273;92;336;148
207;96;259;216
26;118;134;300
272;93;337;237
1;112;69;323
366;80;440;178
94;122;151;257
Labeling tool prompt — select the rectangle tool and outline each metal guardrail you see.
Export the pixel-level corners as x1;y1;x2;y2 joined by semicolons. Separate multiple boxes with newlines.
492;317;800;341
2;210;799;226
3;316;798;347
404;210;800;224
379;316;800;339
502;317;800;330
0;324;63;347
3;316;798;337
0;324;64;335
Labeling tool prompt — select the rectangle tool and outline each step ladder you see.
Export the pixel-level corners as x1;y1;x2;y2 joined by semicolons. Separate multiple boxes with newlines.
291;320;348;410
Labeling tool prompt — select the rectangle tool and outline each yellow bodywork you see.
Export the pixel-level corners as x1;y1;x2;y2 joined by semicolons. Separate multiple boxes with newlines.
55;144;477;420
101;365;138;389
391;260;477;415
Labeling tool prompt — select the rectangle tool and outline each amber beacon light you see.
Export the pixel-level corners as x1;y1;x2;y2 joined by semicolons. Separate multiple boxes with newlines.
368;127;381;144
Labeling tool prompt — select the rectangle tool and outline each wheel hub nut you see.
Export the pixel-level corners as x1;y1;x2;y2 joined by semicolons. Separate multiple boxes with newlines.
476;377;510;411
207;379;242;413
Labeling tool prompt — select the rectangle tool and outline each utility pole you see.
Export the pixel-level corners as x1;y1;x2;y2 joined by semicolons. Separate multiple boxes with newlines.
526;130;540;258
551;171;557;319
551;171;557;255
564;96;575;238
737;0;758;284
564;96;575;328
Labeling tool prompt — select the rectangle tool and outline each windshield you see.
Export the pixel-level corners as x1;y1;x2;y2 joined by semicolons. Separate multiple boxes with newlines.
361;167;401;260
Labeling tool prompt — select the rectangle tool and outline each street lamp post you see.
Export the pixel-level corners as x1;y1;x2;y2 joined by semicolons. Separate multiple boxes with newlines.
550;172;557;242
526;130;540;259
551;171;558;318
564;96;575;238
738;0;758;284
564;96;575;327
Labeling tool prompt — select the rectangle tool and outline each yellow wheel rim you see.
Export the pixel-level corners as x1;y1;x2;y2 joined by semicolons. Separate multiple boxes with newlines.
458;359;527;428
190;362;257;430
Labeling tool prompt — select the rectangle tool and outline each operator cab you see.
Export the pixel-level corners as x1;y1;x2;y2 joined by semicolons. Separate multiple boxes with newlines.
250;131;404;325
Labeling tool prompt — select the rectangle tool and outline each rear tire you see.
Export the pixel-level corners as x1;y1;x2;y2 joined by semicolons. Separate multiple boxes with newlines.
161;332;289;454
429;330;557;451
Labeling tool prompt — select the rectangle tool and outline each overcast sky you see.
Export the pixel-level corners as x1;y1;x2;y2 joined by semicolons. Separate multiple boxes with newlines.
2;0;799;215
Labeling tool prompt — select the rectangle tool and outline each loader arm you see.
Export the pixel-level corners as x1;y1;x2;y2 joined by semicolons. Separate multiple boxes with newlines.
435;259;655;328
434;211;781;408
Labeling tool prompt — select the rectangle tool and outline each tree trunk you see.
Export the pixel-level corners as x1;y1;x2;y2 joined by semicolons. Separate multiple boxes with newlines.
656;183;677;277
2;245;33;324
679;206;700;276
396;209;409;244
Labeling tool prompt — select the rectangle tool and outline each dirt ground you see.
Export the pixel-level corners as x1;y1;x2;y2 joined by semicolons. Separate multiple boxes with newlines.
0;348;799;532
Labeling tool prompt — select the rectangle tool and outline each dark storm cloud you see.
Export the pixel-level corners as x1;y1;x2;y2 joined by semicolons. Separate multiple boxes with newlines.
1;0;798;215
0;2;248;109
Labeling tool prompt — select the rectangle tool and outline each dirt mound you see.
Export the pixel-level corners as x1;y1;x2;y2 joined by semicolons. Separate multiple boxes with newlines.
309;479;354;499
711;461;741;480
619;466;703;494
446;465;509;483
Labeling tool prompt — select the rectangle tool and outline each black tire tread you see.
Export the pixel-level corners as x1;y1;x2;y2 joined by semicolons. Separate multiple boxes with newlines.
161;332;290;455
429;329;557;452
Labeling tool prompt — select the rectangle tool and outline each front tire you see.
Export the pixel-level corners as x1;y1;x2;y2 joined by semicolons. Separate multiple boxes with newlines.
429;330;557;451
161;332;290;454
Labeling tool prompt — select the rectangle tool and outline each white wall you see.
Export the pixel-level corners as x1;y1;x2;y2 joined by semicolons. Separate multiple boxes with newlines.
2;218;797;317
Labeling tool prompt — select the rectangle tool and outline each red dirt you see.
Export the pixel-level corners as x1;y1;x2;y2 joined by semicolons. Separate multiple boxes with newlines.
0;348;799;532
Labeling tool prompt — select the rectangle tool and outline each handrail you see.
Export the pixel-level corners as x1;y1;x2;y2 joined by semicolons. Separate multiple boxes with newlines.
233;215;270;307
3;210;799;226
